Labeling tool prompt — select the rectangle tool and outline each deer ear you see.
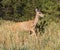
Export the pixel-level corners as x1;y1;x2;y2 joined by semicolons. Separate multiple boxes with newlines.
35;8;39;12
35;8;38;12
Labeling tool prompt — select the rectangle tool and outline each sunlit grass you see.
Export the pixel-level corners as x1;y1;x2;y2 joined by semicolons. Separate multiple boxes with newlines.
0;20;60;50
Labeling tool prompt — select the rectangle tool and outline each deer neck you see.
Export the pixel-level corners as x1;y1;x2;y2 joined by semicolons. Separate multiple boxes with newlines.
33;14;39;26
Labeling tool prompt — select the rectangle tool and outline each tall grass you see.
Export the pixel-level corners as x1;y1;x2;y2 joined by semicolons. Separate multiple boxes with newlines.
0;20;60;50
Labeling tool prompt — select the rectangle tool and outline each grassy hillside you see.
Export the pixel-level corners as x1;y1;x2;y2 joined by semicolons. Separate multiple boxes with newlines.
0;19;60;50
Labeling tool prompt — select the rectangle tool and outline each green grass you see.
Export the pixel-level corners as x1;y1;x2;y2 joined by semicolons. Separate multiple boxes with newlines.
0;20;60;50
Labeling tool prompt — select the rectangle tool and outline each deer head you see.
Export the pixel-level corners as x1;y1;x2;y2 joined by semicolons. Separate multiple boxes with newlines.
35;8;44;17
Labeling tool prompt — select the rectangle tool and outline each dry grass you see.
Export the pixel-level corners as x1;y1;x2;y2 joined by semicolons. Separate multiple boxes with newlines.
0;20;60;50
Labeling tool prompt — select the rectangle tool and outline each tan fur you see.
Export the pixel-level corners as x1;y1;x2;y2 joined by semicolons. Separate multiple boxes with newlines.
11;20;34;31
10;9;44;35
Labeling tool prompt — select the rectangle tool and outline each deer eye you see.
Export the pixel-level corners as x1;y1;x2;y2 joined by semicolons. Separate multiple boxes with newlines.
39;12;41;14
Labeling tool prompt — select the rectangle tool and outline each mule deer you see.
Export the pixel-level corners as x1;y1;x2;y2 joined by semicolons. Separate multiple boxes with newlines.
11;8;44;35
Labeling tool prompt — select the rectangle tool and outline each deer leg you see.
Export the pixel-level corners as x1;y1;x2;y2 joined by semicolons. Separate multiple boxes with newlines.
30;29;36;36
30;29;37;39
